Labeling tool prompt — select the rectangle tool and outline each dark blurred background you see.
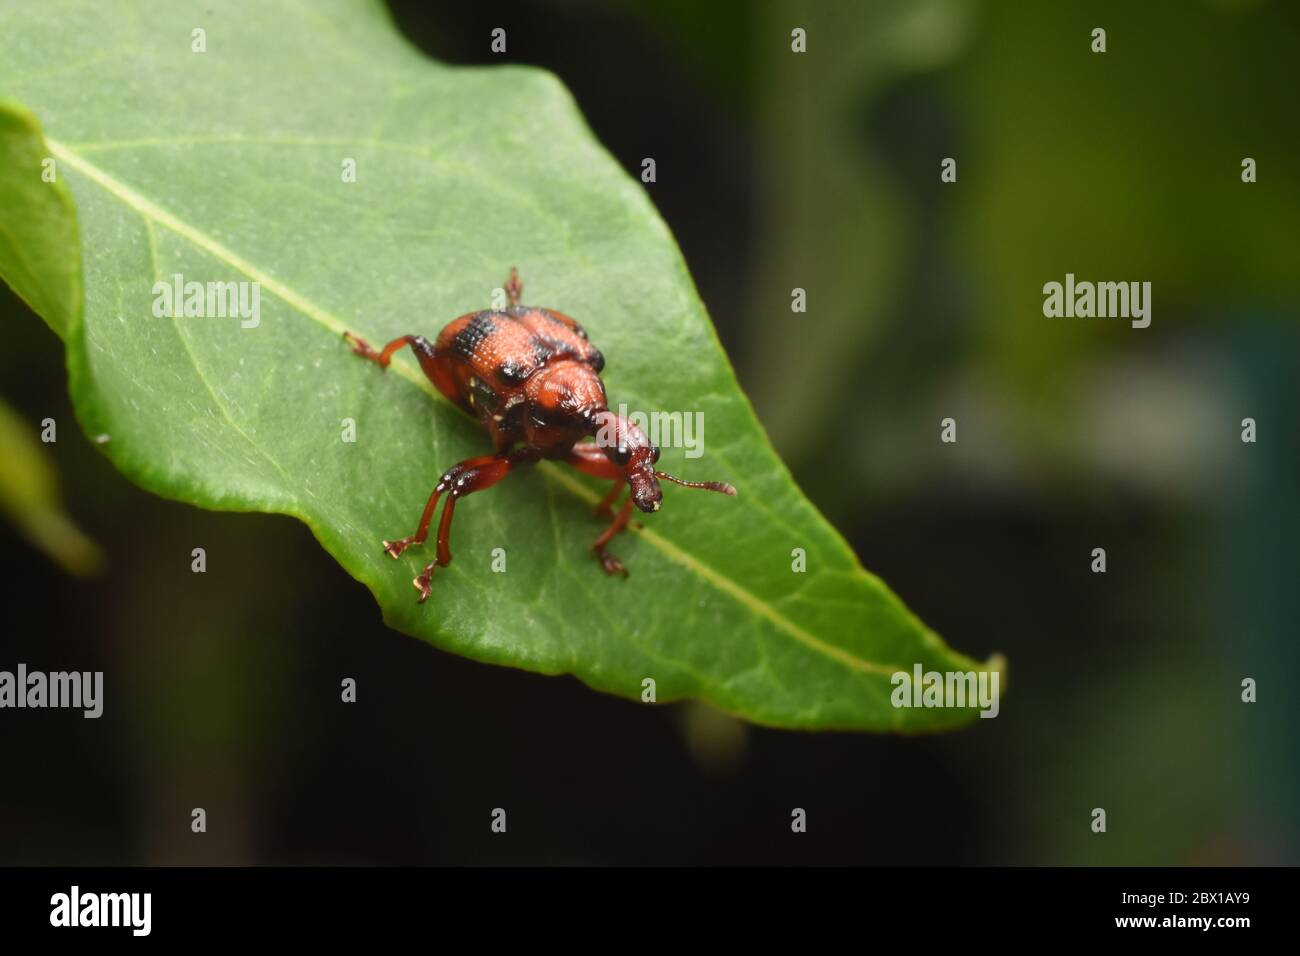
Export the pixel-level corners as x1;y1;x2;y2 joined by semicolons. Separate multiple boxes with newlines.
2;0;1297;865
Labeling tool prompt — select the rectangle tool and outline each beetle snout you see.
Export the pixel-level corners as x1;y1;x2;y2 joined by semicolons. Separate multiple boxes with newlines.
630;475;663;513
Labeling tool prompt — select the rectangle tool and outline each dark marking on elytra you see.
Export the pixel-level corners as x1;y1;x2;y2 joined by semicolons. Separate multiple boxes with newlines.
498;360;528;384
450;311;500;360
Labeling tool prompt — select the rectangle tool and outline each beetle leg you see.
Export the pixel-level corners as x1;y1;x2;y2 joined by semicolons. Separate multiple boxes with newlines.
592;495;634;577
563;444;644;529
411;493;458;599
343;331;442;385
594;481;623;520
381;477;452;559
563;442;642;528
383;453;497;561
564;442;622;481
504;266;523;307
398;447;539;602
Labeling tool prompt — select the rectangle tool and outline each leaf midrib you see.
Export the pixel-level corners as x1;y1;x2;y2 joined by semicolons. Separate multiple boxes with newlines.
47;137;902;680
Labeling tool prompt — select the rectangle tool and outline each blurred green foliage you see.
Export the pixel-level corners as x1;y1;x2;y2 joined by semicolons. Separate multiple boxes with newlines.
0;394;100;574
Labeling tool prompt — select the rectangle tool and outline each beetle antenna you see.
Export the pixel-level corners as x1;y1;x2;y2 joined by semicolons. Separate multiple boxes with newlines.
655;472;737;496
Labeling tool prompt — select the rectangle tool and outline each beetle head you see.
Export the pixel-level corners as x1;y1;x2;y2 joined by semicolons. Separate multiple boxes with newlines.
592;411;662;512
591;410;736;513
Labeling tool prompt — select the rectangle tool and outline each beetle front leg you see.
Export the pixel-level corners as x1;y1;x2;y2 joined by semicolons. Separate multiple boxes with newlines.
380;454;504;561
593;480;623;520
591;495;634;577
563;442;638;572
392;448;538;603
411;489;462;602
564;442;625;519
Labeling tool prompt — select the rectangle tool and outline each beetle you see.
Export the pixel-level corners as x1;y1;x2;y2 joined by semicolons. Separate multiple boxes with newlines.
343;268;736;603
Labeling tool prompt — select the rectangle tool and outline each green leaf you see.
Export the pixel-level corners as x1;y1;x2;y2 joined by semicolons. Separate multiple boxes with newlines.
0;0;1000;731
0;98;80;338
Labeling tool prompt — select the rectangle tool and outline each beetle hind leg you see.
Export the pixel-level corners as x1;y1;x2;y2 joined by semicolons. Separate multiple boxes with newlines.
504;266;523;307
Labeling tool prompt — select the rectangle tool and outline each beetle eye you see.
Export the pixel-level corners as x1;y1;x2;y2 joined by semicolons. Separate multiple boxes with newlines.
612;444;630;465
652;446;661;464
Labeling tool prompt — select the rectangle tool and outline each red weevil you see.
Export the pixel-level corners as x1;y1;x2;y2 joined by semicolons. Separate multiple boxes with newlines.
343;268;736;602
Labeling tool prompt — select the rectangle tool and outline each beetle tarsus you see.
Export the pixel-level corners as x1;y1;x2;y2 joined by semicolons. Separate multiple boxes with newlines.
595;546;629;578
504;266;523;307
343;331;377;360
383;537;416;559
344;331;390;370
413;567;435;603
